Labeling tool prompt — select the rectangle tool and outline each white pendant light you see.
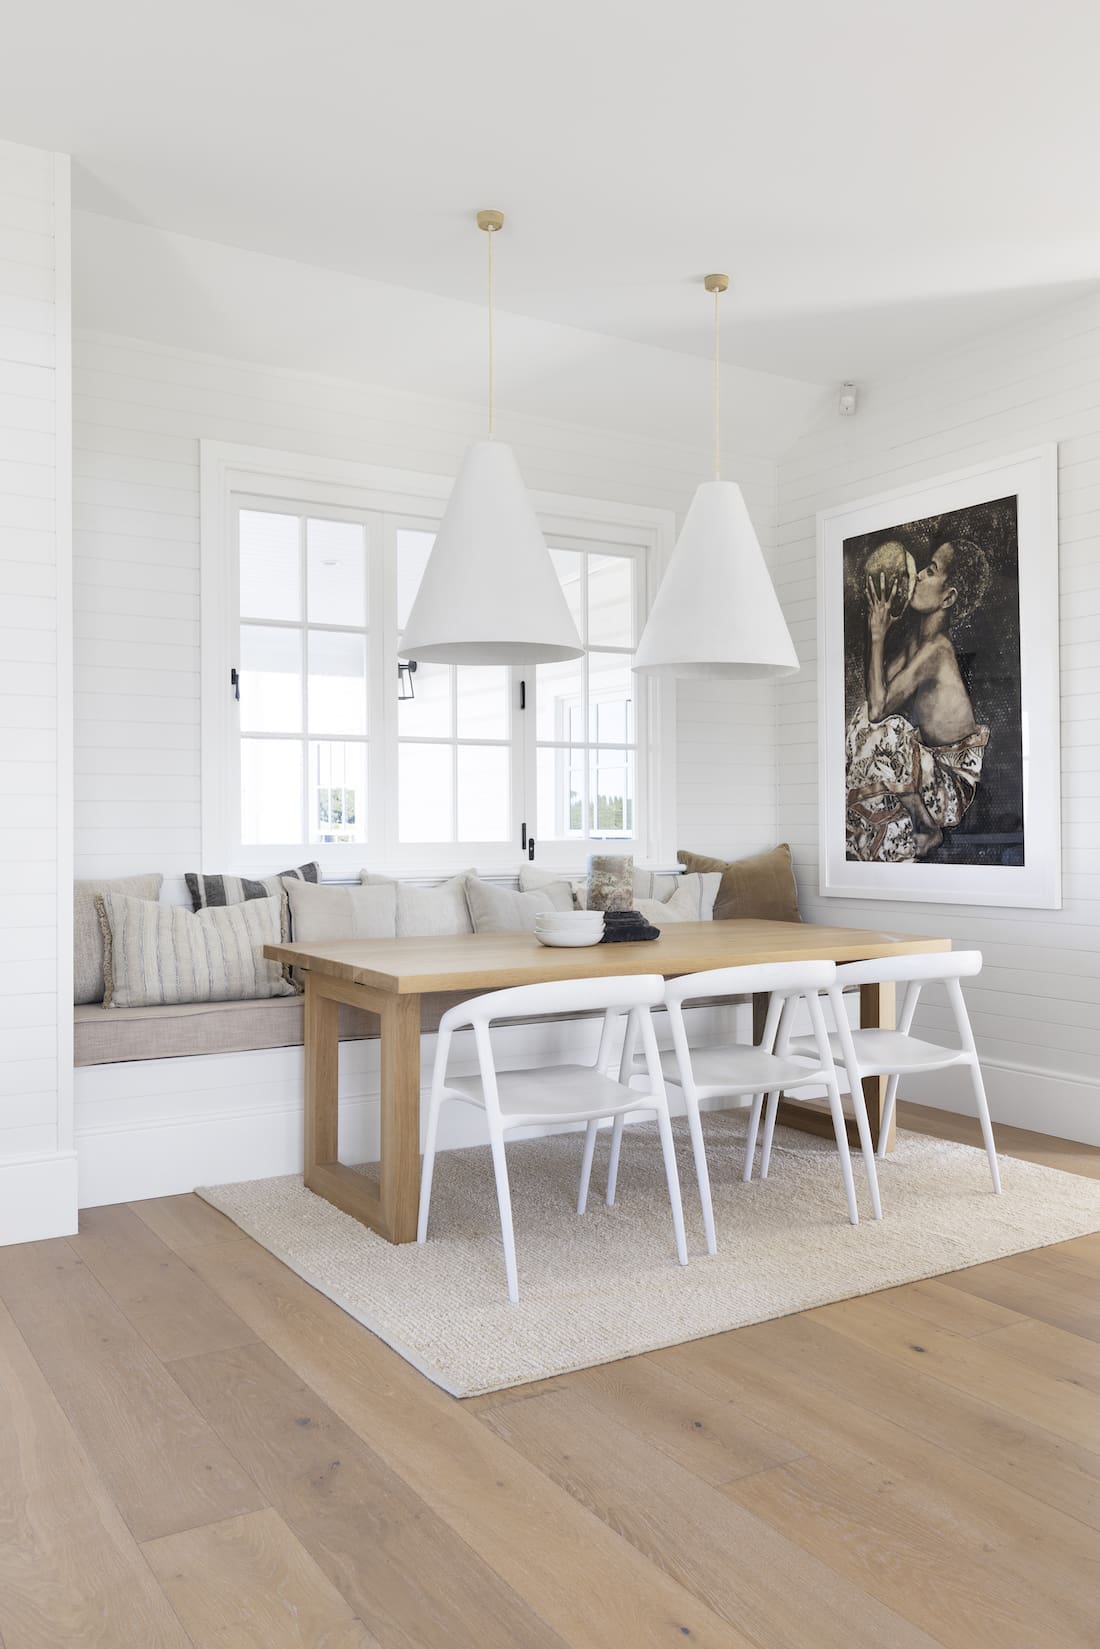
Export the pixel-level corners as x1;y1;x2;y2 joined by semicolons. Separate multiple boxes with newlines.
400;210;584;665
633;274;799;680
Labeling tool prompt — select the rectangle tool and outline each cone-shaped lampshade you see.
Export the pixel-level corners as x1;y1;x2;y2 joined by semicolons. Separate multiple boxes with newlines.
400;440;584;664
633;479;799;679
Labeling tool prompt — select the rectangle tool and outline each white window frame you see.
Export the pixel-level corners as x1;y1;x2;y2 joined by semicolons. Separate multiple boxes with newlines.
200;441;676;877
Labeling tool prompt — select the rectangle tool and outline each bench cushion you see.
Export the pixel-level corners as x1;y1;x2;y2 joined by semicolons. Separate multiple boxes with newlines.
74;992;466;1066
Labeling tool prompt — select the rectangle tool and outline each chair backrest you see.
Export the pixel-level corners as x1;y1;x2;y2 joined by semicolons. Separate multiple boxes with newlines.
833;950;981;989
439;972;665;1032
663;959;836;1010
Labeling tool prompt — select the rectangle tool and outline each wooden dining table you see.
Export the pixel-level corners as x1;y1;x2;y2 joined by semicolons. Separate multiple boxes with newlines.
266;918;950;1245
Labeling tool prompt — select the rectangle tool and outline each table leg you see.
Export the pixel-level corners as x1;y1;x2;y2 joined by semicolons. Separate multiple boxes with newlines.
757;982;897;1151
379;993;421;1244
302;975;422;1242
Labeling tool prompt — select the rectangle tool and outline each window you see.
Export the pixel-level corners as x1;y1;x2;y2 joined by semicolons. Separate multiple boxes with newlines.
201;445;673;873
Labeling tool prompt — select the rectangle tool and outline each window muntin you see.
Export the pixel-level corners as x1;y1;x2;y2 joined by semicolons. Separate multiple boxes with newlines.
220;484;658;871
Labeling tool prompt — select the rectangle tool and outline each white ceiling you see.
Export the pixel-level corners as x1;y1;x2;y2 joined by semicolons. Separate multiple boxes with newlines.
6;0;1100;385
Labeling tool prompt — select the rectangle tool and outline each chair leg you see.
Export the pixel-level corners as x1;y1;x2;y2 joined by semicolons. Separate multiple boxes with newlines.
416;1089;445;1243
968;1059;1002;1194
577;1119;599;1215
825;1075;860;1225
849;1081;883;1221
684;1099;716;1256
487;1123;520;1303
606;1114;625;1205
759;1089;781;1178
654;1104;689;1267
877;1074;901;1159
743;1092;764;1182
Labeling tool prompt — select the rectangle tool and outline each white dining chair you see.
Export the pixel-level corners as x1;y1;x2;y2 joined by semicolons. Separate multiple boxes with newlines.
622;960;880;1253
787;950;1001;1195
416;973;688;1303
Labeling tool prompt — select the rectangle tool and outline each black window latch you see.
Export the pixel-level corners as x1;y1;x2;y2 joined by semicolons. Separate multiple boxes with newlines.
230;668;240;701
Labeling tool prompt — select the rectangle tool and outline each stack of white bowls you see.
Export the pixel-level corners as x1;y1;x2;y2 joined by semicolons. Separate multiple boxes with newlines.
533;910;606;948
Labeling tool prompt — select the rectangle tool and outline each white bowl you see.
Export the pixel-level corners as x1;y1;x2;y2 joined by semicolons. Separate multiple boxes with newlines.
534;927;605;947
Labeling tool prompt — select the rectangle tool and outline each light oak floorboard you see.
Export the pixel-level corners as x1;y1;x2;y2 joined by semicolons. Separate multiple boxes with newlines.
168;1340;572;1649
171;1234;753;1649
0;1299;191;1649
143;1507;382;1649
480;1384;942;1649
70;1202;257;1361
130;1190;250;1252
0;1237;264;1542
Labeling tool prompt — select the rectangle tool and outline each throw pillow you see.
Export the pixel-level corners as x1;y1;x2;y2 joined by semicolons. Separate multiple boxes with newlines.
517;866;580;911
184;861;319;913
634;872;720;925
97;892;296;1008
284;878;397;941
74;873;163;1004
677;843;801;923
360;870;475;936
464;875;558;933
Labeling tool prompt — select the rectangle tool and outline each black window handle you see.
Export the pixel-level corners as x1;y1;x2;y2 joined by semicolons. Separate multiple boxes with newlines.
230;668;240;701
528;836;535;860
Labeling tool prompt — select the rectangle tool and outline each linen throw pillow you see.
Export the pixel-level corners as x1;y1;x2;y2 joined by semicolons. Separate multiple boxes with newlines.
284;878;397;941
677;843;801;923
634;872;721;925
185;861;319;913
464;875;558;933
360;870;475;936
97;891;296;1008
517;866;581;911
74;873;163;1004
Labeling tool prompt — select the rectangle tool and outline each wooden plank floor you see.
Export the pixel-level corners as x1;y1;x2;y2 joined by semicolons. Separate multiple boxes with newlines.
0;1101;1098;1648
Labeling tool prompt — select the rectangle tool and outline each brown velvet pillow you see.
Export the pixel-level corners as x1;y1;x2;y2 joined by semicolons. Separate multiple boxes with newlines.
676;843;801;923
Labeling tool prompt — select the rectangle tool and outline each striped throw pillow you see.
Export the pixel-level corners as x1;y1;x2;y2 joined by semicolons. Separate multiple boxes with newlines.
185;861;319;912
97;891;297;1008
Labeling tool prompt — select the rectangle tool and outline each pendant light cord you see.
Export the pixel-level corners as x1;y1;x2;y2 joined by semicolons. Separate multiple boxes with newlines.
487;221;495;438
713;284;721;481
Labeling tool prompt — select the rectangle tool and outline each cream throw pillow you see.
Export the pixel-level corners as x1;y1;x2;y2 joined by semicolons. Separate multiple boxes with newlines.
634;872;722;925
517;866;581;911
74;873;163;1004
284;878;397;941
97;891;296;1008
464;875;558;932
360;870;475;936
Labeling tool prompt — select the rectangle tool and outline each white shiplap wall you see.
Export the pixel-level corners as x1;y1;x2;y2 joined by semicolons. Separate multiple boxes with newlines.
0;140;76;1241
72;330;780;878
775;289;1100;1143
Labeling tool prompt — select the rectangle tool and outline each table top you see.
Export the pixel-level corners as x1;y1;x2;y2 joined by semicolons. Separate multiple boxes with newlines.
266;918;951;996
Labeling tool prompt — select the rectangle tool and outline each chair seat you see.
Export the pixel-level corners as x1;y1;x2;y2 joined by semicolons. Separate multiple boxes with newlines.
444;1063;647;1119
655;1043;825;1095
790;1028;966;1075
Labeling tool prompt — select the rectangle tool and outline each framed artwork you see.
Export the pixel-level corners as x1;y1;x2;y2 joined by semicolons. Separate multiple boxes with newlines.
817;446;1060;908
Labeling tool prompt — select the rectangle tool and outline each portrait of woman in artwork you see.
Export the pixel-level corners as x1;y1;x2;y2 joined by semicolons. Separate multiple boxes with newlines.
842;494;1024;867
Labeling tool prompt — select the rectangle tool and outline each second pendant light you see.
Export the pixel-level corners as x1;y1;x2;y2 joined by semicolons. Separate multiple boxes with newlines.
633;275;799;680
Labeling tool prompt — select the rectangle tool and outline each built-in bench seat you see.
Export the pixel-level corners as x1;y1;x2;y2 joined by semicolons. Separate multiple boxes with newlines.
73;992;470;1066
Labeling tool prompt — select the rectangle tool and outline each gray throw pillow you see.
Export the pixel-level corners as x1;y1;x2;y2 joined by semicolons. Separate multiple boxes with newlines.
464;875;558;933
74;873;163;1003
284;878;397;941
360;870;475;936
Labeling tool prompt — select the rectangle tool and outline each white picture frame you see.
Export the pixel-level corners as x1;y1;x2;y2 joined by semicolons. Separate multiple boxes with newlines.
817;445;1060;909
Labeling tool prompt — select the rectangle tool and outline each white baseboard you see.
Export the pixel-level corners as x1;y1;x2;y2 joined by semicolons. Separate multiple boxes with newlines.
0;1151;79;1246
902;1059;1100;1147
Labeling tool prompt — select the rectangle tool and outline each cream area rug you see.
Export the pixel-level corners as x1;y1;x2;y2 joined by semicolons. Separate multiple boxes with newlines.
198;1115;1100;1398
